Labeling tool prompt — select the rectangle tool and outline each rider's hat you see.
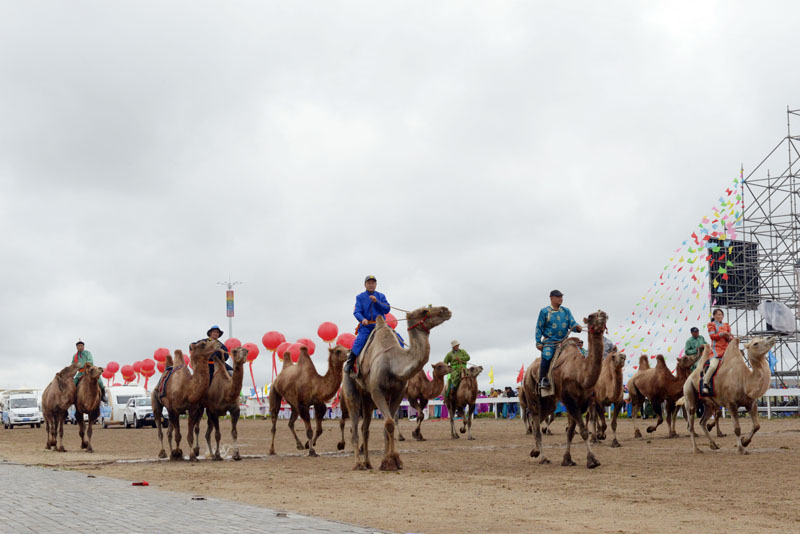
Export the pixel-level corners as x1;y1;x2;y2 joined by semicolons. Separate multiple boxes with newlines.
207;325;224;337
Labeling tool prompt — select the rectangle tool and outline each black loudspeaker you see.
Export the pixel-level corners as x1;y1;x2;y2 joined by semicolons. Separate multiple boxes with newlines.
707;238;759;309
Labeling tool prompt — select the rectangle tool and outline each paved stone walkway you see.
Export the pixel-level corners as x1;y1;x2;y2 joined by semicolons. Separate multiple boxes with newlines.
0;462;390;533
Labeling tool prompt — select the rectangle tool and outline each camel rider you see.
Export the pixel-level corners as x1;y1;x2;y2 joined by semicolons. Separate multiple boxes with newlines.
72;341;106;402
535;290;582;389
444;340;470;397
206;325;232;384
684;327;707;371
344;275;404;375
702;309;732;395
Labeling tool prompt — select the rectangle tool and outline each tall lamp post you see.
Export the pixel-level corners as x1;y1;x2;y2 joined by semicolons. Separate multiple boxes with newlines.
217;276;242;337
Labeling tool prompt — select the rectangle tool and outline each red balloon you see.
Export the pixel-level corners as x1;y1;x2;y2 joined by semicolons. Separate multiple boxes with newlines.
106;361;120;374
242;342;259;362
153;348;170;363
226;338;242;350
121;364;135;382
336;333;355;350
385;312;398;329
133;361;143;373
317;322;338;342
275;341;291;358
141;367;155;378
157;361;166;373
287;343;303;363
297;338;316;356
141;359;155;372
101;369;114;380
262;331;285;351
183;353;190;366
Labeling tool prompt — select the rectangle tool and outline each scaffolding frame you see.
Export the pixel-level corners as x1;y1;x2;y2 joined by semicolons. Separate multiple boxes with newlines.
721;107;800;387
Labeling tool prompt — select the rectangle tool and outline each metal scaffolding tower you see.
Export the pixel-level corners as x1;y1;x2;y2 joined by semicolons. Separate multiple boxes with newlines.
721;107;800;387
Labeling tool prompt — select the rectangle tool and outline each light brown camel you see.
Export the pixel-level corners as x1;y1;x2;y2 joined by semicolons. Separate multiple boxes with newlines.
269;344;349;457
587;349;626;447
42;362;81;452
74;364;104;453
445;366;483;440
521;366;555;436
397;362;452;442
527;310;608;468
626;351;700;439
193;346;249;461
341;305;452;471
151;340;213;461
681;336;775;454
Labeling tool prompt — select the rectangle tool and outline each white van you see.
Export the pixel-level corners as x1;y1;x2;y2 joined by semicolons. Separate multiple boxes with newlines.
1;390;43;429
101;385;148;428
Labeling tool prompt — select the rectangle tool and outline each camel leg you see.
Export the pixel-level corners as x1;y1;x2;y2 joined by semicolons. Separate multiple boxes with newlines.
665;402;676;438
297;405;316;457
85;414;94;453
349;400;366;469
230;407;241;461
530;411;550;464
714;408;727;437
77;414;87;449
44;415;53;450
588;404;598;443
562;416;577;466
632;400;642;438
155;405;167;459
610;402;622;447
598;404;608;441
412;400;427;441
310;403;325;451
741;402;760;448
204;416;215;459
371;395;401;471
698;404;719;451
187;412;199;462
646;401;664;434
337;407;348;451
448;402;459;439
286;409;305;451
361;407;373;470
211;414;223;460
465;403;476;440
729;402;746;454
268;399;280;455
563;399;599;468
396;406;405;442
169;410;184;460
57;415;67;452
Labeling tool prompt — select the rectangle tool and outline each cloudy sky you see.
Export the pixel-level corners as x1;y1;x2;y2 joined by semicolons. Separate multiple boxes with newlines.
2;1;799;392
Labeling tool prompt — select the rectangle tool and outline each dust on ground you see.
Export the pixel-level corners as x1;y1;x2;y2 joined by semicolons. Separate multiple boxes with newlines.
2;415;799;533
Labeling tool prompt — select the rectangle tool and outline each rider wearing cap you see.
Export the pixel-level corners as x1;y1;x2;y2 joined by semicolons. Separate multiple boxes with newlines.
444;340;470;397
535;290;581;389
344;275;394;375
72;340;107;402
206;325;231;384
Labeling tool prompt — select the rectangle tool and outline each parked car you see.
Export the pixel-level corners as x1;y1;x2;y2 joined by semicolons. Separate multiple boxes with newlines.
101;385;147;428
122;396;165;428
2;391;43;429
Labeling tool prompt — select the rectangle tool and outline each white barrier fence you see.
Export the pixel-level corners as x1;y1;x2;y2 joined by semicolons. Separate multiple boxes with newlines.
244;388;800;420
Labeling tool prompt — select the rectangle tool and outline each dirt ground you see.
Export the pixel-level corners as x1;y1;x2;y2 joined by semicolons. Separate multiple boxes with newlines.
1;415;799;533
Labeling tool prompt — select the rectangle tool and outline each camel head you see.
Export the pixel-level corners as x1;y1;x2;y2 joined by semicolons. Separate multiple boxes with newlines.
232;347;249;367
431;361;453;377
682;346;703;368
609;349;626;370
406;305;452;333
188;339;216;367
465;365;483;379
329;345;350;368
583;310;608;334
744;336;776;360
87;365;104;380
675;352;698;372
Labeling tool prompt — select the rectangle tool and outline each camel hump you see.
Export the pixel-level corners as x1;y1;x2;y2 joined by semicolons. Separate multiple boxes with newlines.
281;351;293;369
638;355;650;370
654;355;668;369
165;353;175;368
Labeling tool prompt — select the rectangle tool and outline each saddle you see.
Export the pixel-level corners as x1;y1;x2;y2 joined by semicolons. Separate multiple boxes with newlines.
541;338;580;398
157;366;177;398
698;359;720;398
353;327;381;377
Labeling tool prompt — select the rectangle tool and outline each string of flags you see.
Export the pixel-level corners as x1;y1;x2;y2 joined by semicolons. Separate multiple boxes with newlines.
611;174;745;377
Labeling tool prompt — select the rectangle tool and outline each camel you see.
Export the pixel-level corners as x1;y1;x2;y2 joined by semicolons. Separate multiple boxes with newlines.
269;344;349;457
74;364;104;453
527;310;608;469
193;346;249;461
42;362;81;452
626;351;701;439
341;305;452;471
587;349;626;447
152;340;213;461
521;371;555;436
445;366;483;440
397;362;452;441
681;336;775;454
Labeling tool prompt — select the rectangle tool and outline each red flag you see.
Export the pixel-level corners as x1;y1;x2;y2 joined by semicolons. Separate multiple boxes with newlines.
516;364;524;384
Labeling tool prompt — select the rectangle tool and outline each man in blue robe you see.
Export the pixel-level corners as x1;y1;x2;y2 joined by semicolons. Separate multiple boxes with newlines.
535;290;581;389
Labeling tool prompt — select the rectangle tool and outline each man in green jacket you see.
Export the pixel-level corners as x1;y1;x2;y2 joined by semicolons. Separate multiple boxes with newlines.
73;340;106;401
444;340;470;398
684;327;707;371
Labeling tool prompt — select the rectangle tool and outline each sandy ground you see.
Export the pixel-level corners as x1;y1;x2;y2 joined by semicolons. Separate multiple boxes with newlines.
1;414;799;533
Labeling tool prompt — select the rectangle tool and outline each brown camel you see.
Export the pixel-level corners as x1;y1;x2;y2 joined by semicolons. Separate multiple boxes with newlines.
42;362;81;452
75;364;104;453
521;368;554;436
341;305;452;471
588;349;626;447
151;340;213;461
626;351;700;439
269;344;349;457
397;362;452;442
527;310;608;468
193;346;249;461
445;366;483;440
682;336;775;454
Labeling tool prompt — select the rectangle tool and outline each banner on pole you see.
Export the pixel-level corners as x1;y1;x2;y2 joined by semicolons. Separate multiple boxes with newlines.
226;290;234;317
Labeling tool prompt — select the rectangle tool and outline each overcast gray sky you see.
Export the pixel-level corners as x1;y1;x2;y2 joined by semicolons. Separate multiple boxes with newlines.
2;1;799;392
